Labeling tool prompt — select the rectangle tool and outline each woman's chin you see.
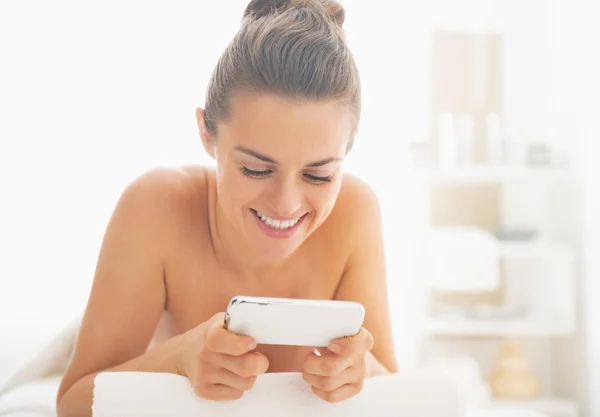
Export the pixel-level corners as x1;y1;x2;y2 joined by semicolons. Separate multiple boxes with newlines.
246;212;310;262
253;241;302;264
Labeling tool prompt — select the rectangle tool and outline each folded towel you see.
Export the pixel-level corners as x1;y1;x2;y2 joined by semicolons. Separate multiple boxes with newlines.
92;370;466;417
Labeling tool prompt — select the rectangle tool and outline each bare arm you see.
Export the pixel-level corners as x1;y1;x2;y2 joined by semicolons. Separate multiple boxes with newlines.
333;178;398;376
56;170;187;417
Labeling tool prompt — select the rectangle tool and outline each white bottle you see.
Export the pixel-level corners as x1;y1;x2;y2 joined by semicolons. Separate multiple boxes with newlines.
456;113;474;165
437;112;456;168
486;112;504;165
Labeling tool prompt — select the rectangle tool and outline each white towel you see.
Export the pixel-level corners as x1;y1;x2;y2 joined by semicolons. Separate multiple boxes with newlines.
92;370;466;417
0;317;79;398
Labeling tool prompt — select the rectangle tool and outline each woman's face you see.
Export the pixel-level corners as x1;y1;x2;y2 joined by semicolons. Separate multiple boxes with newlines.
201;93;352;262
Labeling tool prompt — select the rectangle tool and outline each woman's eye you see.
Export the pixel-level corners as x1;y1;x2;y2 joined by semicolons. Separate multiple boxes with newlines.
240;166;331;183
240;166;271;178
304;173;332;183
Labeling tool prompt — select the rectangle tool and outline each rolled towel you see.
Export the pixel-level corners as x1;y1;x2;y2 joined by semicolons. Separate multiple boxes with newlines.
92;370;466;417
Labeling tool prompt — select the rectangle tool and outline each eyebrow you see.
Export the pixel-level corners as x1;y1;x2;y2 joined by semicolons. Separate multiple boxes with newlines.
234;146;342;167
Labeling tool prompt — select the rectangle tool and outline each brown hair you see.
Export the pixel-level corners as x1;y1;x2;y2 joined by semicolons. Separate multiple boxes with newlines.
203;0;361;152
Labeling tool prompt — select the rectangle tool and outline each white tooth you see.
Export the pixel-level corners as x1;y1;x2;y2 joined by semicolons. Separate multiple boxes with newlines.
257;213;301;229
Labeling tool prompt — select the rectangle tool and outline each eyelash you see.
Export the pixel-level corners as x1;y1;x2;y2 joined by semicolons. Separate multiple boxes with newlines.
304;173;332;183
240;166;271;178
239;166;332;183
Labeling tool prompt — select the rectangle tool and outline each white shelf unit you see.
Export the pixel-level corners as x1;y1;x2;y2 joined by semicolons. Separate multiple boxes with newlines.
424;317;573;337
417;165;578;417
482;398;578;417
424;238;576;338
497;241;572;259
418;166;573;184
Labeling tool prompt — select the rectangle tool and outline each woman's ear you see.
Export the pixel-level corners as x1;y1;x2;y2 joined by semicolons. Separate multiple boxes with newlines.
196;107;215;159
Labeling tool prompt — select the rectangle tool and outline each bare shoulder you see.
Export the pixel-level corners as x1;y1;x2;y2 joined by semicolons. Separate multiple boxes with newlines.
327;172;382;240
103;165;212;262
121;166;207;208
116;166;209;223
337;172;380;210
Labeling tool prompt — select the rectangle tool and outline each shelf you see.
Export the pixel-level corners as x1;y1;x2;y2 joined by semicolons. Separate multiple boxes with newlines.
424;317;573;337
481;398;578;417
416;166;572;184
498;241;573;259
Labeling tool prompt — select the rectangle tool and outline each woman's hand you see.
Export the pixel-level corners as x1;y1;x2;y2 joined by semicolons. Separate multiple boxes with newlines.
302;327;374;403
178;312;270;400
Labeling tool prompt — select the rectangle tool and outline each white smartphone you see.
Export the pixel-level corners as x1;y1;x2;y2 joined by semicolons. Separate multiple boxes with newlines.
224;295;365;347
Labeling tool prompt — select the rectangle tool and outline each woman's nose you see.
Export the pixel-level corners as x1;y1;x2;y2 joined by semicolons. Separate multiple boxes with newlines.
271;178;303;217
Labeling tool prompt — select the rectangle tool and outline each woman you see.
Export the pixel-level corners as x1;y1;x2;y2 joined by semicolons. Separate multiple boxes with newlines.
56;0;397;415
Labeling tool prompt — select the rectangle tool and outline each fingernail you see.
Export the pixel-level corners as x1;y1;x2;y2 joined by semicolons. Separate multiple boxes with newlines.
328;343;340;353
248;340;257;350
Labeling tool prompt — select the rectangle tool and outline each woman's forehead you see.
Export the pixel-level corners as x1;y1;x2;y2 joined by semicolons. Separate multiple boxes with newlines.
230;93;348;129
220;93;351;157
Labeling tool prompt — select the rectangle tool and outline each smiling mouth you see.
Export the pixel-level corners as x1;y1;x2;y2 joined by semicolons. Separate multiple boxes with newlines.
251;209;306;230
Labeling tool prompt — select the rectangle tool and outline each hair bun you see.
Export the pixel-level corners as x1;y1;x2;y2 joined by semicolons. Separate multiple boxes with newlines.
244;0;346;26
325;1;345;26
243;0;290;19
